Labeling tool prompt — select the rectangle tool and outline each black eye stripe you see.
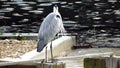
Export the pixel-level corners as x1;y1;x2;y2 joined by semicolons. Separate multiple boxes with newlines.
56;15;60;18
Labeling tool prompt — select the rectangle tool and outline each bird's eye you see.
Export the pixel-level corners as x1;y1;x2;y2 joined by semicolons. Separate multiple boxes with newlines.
56;15;60;18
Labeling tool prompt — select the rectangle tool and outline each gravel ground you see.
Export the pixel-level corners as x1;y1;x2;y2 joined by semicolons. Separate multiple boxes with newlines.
0;39;37;58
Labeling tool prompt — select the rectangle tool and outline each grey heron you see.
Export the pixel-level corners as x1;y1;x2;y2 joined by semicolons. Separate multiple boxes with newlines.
37;5;65;62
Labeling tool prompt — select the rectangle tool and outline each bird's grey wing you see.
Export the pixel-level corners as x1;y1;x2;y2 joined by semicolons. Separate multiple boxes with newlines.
43;14;62;42
37;13;61;52
37;39;47;52
37;13;53;52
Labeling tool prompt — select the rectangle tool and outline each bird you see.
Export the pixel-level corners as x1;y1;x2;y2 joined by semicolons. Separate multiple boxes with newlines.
37;5;65;62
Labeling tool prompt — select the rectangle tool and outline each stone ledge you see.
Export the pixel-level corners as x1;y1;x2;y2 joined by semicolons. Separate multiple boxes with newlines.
20;36;75;60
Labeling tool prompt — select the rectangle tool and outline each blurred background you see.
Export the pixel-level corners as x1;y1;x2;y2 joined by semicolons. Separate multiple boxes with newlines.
0;0;120;47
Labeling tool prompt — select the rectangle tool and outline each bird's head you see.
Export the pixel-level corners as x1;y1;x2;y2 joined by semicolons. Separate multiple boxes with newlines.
51;5;61;20
53;5;59;13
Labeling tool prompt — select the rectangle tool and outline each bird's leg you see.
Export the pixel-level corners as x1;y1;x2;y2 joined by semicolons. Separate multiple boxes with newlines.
50;41;53;63
45;46;47;62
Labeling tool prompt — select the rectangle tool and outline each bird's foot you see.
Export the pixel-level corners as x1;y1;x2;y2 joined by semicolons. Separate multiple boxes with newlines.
41;59;48;63
41;59;58;63
51;59;58;63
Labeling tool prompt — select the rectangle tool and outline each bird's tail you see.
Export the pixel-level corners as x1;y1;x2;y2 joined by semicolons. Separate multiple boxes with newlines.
37;40;46;52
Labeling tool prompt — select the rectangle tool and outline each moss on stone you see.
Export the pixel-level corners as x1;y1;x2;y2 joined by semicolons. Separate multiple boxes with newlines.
84;58;106;68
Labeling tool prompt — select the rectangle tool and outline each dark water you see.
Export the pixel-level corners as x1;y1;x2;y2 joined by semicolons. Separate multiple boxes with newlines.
0;1;79;33
0;1;120;33
1;1;120;46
